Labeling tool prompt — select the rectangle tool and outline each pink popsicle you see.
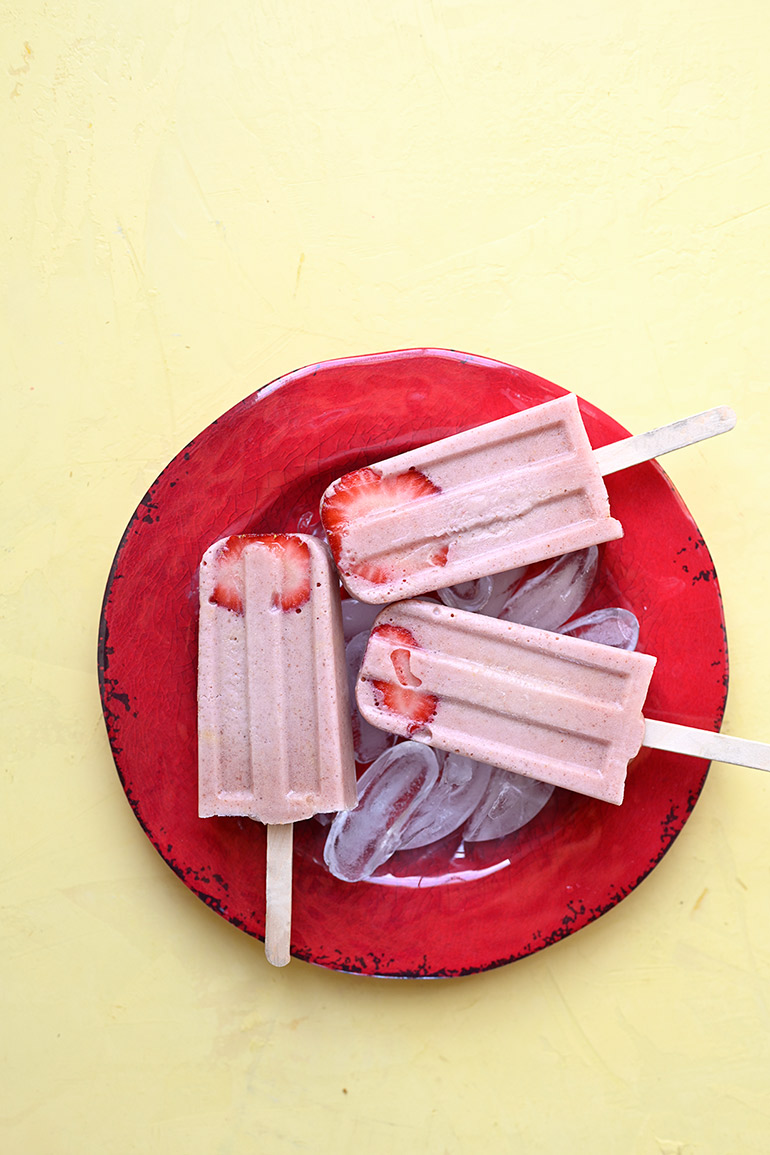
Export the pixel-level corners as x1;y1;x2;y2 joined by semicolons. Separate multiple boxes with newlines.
321;395;735;604
355;599;656;805
198;533;356;963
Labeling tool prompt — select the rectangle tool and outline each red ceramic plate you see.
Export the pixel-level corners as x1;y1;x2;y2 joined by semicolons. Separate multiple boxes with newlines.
98;349;727;977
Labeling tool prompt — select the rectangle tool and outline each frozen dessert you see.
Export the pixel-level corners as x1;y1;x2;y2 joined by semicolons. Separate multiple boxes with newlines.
197;532;356;964
321;393;621;604
320;396;735;604
198;533;356;824
355;599;656;804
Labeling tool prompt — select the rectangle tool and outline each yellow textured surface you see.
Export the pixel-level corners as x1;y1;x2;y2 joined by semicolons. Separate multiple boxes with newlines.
2;2;769;1152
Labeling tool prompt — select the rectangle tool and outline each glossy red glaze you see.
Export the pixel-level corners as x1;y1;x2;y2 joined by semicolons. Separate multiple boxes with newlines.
98;349;727;977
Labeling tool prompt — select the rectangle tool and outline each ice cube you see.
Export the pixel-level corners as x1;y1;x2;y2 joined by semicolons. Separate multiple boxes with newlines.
479;566;529;618
398;753;493;850
463;767;555;842
346;630;395;763
497;546;598;631
560;607;640;651
323;742;441;882
437;576;494;613
351;708;395;764
345;631;367;691
295;509;327;539
341;598;383;643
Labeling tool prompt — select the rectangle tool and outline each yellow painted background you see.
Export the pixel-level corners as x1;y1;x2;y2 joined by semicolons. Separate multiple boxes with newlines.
3;2;769;1151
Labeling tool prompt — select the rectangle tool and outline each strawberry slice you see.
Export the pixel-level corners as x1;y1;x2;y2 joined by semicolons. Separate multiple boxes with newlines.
369;623;438;733
390;648;422;687
370;623;422;648
322;466;449;585
371;679;438;734
208;535;253;614
262;535;312;612
207;534;311;614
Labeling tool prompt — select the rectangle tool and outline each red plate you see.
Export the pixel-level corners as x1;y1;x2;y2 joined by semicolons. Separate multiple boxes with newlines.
98;349;727;977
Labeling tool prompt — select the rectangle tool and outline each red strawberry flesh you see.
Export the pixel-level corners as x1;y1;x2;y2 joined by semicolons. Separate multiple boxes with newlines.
390;648;422;687
371;679;438;735
208;535;253;615
322;466;449;586
261;535;312;611
370;623;422;647
208;534;311;614
368;623;438;732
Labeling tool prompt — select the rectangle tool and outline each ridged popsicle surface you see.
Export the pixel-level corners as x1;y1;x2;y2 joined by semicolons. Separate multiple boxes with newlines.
198;534;356;824
321;394;623;604
356;600;656;804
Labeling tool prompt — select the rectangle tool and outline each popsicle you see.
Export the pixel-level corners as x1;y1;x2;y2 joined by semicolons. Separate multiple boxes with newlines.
198;533;357;965
355;600;770;805
320;395;735;604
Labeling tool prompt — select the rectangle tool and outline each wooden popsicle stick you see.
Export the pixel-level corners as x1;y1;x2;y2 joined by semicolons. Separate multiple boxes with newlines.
644;718;770;772
265;823;293;967
593;406;736;476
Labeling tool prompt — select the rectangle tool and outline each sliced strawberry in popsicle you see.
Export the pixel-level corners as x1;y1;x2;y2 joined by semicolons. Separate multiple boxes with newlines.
368;622;438;733
371;679;438;734
207;534;311;614
208;535;251;614
262;535;312;611
370;622;422;648
322;466;449;585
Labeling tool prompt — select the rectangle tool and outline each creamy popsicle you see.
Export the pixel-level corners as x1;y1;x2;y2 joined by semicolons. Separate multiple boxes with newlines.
356;600;770;804
198;532;356;821
198;533;357;962
320;395;735;604
355;599;656;805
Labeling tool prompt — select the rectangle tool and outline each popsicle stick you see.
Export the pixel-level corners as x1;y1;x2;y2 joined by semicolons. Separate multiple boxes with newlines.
644;718;770;772
265;823;293;967
593;406;736;476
